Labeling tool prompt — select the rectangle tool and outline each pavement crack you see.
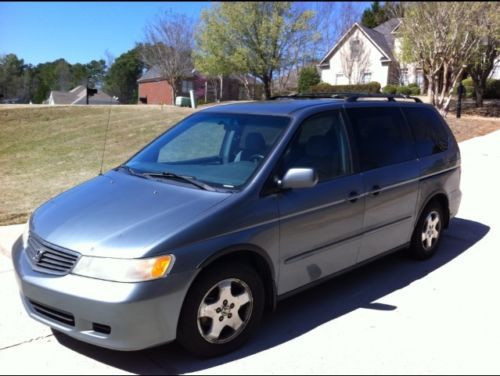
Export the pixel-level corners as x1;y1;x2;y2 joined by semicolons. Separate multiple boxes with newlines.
0;334;54;351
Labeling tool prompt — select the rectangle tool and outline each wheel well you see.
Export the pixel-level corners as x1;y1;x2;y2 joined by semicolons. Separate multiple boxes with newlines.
197;251;277;312
427;193;450;228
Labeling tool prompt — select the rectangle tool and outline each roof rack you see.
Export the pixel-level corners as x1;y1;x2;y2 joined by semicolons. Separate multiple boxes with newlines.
270;92;422;103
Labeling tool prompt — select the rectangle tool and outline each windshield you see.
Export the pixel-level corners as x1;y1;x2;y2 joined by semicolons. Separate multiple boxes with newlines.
125;112;290;188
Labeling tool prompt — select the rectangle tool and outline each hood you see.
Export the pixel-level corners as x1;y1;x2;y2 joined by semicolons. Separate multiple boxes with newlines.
31;170;231;258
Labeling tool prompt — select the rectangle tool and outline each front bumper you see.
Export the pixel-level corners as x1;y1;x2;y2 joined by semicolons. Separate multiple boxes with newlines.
12;236;194;351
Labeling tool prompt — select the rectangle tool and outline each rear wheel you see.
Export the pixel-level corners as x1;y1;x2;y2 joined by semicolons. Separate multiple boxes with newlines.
409;201;444;260
177;262;265;357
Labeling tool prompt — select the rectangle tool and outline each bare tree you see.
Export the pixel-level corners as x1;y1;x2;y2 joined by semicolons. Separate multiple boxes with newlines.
340;37;371;84
141;11;194;104
399;2;493;114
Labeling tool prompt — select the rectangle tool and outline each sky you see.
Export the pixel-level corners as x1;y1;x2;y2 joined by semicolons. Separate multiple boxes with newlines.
0;1;371;66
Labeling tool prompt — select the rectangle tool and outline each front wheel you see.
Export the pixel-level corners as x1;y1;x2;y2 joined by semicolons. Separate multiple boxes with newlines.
177;262;265;357
409;201;444;260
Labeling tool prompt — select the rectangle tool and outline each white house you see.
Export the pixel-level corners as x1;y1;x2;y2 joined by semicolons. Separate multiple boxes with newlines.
318;18;424;89
46;85;119;105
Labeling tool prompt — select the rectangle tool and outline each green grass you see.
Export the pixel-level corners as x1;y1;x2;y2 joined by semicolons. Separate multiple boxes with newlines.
0;105;195;225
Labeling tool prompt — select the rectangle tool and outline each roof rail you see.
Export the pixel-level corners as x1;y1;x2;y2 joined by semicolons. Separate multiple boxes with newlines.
270;92;422;103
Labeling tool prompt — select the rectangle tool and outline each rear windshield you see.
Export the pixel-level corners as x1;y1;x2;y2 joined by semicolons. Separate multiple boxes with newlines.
126;112;290;188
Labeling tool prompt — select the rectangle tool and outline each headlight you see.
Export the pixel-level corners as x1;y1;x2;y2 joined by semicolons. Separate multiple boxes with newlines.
71;254;175;283
22;219;30;249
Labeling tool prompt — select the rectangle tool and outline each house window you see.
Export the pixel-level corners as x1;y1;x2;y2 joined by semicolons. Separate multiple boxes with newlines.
350;39;361;59
181;80;194;93
400;68;409;85
362;72;372;84
415;70;424;87
335;74;344;85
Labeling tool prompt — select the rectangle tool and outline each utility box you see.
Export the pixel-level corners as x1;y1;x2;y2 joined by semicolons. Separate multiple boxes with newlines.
175;96;191;107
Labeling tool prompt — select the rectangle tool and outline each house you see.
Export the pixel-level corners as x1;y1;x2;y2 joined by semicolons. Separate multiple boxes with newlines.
137;66;247;105
46;86;119;105
318;18;424;90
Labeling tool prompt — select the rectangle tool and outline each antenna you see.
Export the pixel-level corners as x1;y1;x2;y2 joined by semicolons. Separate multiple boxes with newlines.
98;95;115;176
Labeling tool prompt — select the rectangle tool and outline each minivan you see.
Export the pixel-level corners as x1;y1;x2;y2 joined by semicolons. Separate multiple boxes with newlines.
13;94;461;357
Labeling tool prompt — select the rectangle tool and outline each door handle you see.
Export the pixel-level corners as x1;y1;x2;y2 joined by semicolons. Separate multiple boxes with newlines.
371;185;381;196
348;191;359;203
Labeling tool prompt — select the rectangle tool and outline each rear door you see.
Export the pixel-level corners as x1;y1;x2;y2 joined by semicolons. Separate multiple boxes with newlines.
345;105;419;262
277;110;365;295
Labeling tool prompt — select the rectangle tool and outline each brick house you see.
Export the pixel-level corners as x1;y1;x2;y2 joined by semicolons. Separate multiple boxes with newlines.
137;66;246;105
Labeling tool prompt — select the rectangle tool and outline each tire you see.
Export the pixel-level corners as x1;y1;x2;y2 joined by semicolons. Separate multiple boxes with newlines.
409;201;444;260
177;262;265;357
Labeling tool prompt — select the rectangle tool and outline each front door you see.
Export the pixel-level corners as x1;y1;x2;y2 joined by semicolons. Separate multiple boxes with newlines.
277;111;365;295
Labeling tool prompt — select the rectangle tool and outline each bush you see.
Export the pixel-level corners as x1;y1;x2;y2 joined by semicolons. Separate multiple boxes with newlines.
396;86;412;95
383;84;420;95
485;79;500;99
298;66;321;94
407;83;421;95
382;84;398;94
454;78;474;98
309;81;381;94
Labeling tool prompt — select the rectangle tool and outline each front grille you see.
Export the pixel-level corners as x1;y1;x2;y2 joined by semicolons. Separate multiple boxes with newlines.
26;234;80;275
29;300;75;326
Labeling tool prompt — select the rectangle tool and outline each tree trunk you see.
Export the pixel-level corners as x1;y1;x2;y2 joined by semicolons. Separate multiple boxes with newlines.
262;75;272;100
219;75;224;101
472;77;486;107
171;84;176;106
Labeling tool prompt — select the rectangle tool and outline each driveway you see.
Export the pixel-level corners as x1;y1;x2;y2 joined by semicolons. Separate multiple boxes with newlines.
1;131;499;374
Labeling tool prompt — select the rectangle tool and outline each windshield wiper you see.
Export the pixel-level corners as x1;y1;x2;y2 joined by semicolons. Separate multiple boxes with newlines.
144;171;216;191
116;165;146;178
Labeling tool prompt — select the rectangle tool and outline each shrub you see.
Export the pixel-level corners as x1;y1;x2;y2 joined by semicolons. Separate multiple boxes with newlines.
382;84;398;94
407;83;421;95
309;81;381;94
485;79;500;99
396;86;412;95
298;66;321;94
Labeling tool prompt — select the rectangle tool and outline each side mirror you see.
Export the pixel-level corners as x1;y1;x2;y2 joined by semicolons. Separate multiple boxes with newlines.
279;168;318;190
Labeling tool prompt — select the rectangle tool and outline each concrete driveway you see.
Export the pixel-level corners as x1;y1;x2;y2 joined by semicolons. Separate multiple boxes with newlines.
1;131;499;375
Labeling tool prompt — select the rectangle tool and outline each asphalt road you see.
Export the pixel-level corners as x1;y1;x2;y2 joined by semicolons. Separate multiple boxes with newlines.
1;131;499;375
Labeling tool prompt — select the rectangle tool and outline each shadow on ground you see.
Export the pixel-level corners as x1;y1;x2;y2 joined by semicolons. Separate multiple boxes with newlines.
53;217;489;374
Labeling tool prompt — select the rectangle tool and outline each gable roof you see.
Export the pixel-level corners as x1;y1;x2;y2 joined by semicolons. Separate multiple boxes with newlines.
48;86;118;105
318;18;402;67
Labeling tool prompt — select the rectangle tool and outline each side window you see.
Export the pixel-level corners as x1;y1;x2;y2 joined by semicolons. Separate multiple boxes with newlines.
403;107;448;158
282;111;351;182
346;107;416;171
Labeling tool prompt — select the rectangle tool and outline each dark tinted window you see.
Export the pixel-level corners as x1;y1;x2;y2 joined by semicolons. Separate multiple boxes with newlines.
403;107;448;157
347;107;416;171
282;111;351;181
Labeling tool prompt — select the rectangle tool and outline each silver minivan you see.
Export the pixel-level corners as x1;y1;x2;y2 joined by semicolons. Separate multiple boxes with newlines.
13;94;461;356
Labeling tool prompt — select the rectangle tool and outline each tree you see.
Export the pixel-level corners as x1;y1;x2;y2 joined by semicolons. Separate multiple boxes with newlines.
141;11;195;104
0;53;25;99
196;2;315;99
361;1;389;29
399;2;493;114
298;66;320;93
86;59;107;88
340;37;371;84
104;48;144;104
467;3;500;107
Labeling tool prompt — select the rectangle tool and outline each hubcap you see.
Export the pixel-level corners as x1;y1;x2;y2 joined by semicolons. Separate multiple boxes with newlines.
197;278;253;344
421;210;441;251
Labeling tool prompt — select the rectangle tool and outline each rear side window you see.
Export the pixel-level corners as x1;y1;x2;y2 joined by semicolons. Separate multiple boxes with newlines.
346;107;416;171
403;107;449;157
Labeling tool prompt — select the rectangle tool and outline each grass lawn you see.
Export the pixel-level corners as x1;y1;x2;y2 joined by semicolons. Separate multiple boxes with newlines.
0;105;195;225
1;103;500;226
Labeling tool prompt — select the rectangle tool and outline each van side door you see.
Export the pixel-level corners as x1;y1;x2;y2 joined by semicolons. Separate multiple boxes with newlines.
276;110;365;295
345;105;419;262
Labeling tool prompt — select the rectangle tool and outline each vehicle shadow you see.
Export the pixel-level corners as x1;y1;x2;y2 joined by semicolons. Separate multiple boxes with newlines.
53;217;489;374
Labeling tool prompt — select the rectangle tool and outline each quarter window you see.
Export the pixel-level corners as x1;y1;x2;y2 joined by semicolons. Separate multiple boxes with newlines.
346;107;416;171
403;107;448;157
